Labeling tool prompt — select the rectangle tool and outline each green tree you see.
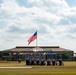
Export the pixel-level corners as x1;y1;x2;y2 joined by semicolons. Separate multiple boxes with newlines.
62;52;70;60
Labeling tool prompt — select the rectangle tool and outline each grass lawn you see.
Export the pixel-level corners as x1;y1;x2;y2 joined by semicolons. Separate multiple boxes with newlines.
0;61;76;75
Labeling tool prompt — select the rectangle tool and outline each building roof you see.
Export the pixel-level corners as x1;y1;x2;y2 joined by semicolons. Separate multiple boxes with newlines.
3;46;73;52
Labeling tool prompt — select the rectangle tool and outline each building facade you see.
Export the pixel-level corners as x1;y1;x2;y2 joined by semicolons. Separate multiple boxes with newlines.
1;46;74;61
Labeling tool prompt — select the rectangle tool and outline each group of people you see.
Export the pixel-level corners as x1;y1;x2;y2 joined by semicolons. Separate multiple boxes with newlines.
26;58;64;66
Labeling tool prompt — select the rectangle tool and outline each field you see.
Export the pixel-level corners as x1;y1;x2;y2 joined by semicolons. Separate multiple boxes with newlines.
0;61;76;75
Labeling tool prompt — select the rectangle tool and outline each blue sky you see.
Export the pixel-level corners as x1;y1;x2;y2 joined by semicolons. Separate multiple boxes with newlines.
0;0;76;52
66;0;76;7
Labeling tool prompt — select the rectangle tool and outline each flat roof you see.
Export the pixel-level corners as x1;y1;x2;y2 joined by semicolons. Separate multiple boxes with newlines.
16;46;60;48
3;46;73;52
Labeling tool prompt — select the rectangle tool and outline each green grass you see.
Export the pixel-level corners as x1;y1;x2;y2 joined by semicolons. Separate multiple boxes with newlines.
0;61;76;75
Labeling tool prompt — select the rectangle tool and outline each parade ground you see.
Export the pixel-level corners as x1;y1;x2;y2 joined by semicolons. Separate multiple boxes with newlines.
0;61;76;75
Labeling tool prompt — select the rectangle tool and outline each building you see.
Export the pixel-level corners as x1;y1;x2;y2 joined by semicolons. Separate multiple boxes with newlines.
1;46;74;61
74;53;76;61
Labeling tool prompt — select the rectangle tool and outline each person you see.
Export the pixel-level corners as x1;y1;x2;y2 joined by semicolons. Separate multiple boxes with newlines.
58;58;63;66
26;58;30;65
30;58;34;65
36;58;40;65
52;58;56;66
18;59;21;63
40;59;45;65
47;59;51;65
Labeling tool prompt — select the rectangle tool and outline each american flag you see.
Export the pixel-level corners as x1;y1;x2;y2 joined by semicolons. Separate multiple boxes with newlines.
28;31;37;45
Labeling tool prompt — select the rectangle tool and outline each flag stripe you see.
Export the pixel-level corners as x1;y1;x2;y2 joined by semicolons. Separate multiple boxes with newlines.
28;31;37;45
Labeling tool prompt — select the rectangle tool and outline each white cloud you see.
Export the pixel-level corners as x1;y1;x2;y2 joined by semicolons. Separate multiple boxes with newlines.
0;0;76;52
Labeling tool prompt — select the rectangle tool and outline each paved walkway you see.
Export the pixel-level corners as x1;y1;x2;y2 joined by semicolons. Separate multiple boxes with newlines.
0;66;32;68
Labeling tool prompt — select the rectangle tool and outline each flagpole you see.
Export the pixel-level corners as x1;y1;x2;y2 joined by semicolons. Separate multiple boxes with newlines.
36;31;37;51
34;31;37;59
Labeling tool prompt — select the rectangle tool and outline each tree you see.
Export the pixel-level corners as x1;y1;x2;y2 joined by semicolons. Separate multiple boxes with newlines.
62;52;70;60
